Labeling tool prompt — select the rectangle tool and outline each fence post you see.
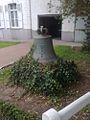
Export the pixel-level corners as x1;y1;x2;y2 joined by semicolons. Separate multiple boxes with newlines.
42;108;60;120
42;92;90;120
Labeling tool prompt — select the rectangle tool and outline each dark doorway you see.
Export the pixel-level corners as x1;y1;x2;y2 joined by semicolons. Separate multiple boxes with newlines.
38;15;62;38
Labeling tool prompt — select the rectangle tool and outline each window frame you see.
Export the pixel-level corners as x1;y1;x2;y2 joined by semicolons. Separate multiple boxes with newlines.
0;6;4;29
8;3;19;29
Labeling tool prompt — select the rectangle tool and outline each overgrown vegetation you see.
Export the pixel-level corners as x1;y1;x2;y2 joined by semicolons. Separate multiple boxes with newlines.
0;100;38;120
10;53;79;96
82;30;90;52
82;16;90;52
82;39;90;52
0;41;19;48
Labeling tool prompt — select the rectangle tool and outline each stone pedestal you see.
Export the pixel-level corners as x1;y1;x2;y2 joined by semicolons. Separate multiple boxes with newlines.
32;35;57;63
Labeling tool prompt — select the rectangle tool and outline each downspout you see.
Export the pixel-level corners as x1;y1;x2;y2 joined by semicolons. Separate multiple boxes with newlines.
2;2;5;40
29;0;32;39
2;11;5;40
74;14;77;42
21;3;24;29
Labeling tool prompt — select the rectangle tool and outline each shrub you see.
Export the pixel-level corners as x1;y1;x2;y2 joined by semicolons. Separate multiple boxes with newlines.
82;38;90;52
0;100;38;120
10;54;80;96
82;16;90;52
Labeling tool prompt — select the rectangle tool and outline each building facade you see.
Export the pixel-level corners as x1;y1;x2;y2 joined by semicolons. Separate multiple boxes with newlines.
0;0;88;42
0;0;31;41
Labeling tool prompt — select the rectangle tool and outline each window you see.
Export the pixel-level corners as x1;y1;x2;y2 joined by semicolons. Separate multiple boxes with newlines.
9;3;18;27
0;5;4;28
0;13;1;26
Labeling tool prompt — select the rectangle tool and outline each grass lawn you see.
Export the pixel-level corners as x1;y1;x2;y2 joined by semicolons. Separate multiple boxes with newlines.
55;46;90;75
55;46;90;63
0;41;19;48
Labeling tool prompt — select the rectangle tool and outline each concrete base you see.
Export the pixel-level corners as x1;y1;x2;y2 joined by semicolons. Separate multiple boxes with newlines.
75;31;86;43
0;29;86;43
61;31;74;42
0;29;32;41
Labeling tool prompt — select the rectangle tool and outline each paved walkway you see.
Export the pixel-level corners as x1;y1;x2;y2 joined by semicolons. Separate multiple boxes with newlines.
0;42;32;68
53;40;82;47
0;40;82;68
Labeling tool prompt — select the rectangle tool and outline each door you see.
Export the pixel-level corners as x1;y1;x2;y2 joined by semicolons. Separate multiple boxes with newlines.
38;15;62;38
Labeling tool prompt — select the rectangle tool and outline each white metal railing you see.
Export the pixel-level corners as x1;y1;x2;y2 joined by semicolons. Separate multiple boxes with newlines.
42;92;90;120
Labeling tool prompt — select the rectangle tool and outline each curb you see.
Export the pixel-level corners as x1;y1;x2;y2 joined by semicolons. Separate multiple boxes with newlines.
0;62;14;70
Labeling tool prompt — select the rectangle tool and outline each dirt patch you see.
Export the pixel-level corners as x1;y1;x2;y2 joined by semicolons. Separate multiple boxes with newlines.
0;85;54;119
0;74;90;120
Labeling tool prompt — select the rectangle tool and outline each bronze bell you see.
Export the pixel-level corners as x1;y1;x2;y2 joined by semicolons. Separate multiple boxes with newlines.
32;35;57;63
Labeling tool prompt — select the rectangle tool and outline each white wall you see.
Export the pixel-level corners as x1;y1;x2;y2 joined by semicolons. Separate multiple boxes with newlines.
62;16;75;32
75;16;87;42
61;16;75;41
21;0;31;29
62;16;87;42
31;0;61;30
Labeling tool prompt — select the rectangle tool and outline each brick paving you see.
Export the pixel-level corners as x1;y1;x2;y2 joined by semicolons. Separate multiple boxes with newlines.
0;40;82;68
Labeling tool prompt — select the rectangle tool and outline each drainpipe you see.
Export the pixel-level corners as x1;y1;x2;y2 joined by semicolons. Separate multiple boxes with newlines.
2;3;5;40
74;14;77;42
29;0;32;39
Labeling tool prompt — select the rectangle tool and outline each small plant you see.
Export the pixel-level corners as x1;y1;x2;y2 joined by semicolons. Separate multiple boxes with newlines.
82;38;90;52
82;17;90;52
10;53;80;96
0;100;38;120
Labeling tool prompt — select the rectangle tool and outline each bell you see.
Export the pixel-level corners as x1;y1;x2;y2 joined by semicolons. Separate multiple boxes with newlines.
32;35;57;63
